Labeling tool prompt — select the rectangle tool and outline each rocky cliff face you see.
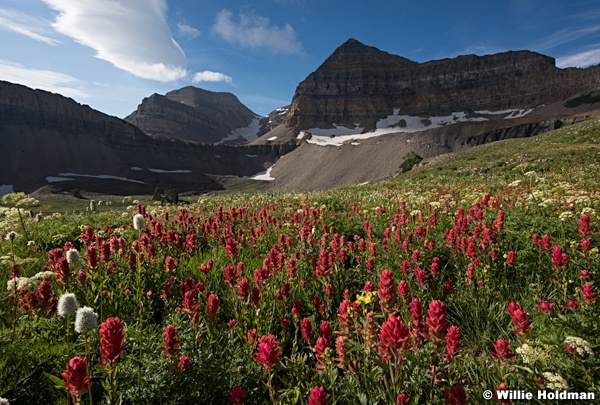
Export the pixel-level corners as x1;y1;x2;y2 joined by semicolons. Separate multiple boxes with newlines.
0;81;292;195
282;38;600;132
125;86;266;144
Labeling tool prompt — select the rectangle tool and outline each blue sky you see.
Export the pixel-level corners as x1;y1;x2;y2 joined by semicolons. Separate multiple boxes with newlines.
1;0;600;119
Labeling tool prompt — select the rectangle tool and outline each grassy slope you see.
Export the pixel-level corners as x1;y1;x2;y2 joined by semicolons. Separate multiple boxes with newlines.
1;118;599;404
341;116;600;198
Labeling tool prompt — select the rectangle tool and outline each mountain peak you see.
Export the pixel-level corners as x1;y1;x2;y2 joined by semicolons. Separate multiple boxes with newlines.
321;38;417;71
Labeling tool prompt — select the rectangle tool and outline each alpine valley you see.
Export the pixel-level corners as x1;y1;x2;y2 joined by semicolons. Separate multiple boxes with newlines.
2;38;600;196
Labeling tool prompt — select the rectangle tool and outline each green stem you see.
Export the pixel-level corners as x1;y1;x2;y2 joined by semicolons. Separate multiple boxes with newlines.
267;369;276;405
66;317;72;405
85;335;93;405
16;208;31;241
135;236;144;392
11;241;17;341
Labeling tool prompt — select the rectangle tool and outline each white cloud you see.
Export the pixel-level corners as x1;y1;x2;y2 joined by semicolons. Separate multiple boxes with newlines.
192;71;233;84
0;60;88;99
0;8;59;45
556;48;600;68
177;22;200;40
212;9;302;54
42;0;187;82
534;25;600;52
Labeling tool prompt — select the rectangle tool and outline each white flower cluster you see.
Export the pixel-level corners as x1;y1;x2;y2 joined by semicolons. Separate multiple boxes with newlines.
542;371;569;390
564;336;594;357
508;179;522;187
537;198;556;208
581;207;597;217
516;342;550;365
6;271;56;293
558;211;574;221
31;271;57;282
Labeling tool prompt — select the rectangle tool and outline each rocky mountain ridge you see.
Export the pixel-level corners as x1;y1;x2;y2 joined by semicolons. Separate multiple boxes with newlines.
125;86;270;144
0;81;291;195
276;38;600;134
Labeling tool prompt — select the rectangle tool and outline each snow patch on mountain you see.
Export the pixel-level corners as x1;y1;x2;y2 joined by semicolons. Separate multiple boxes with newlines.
220;115;263;144
303;108;536;146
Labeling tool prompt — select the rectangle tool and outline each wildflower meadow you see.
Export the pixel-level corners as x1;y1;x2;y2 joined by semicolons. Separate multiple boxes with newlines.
1;120;599;404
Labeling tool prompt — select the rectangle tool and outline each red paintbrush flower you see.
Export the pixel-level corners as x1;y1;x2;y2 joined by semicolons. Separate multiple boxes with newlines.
505;251;516;266
161;324;181;358
62;356;90;398
426;300;448;339
445;385;466;405
582;282;596;303
308;386;328;405
99;317;124;366
491;338;515;361
377;269;396;312
254;334;280;370
207;293;219;319
397;393;410;404
508;304;531;336
445;325;461;361
178;355;191;372
301;317;314;344
378;315;410;360
228;385;246;404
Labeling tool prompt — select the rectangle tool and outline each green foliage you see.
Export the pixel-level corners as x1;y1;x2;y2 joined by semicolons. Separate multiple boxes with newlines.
564;93;600;108
397;151;423;174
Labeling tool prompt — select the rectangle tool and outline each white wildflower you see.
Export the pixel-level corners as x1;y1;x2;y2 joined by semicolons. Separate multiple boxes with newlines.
66;248;80;264
32;271;57;282
133;213;146;230
559;211;574;221
524;171;537;177
542;372;569;390
581;207;596;217
27;240;35;246
508;179;522;187
89;200;97;212
0;397;10;405
7;276;40;292
564;336;594;357
516;342;549;365
5;231;17;241
6;278;21;293
57;293;78;317
75;306;98;333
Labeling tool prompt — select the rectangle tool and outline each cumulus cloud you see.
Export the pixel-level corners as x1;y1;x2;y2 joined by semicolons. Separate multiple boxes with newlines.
0;60;87;99
212;9;302;54
42;0;187;81
556;48;600;68
177;22;200;40
0;8;59;45
192;71;233;84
